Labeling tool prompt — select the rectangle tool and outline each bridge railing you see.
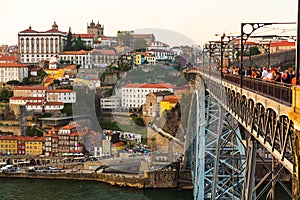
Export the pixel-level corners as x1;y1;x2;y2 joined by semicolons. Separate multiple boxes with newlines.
197;67;292;106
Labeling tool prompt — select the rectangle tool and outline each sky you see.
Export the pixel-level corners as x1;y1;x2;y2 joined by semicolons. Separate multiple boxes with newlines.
0;0;297;46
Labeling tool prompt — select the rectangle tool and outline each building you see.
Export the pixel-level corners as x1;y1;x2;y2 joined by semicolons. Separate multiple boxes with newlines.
269;40;295;53
47;89;76;103
59;50;92;69
69;132;82;154
0;55;17;63
73;33;94;48
132;34;155;44
44;68;64;79
147;49;174;62
58;124;76;156
159;96;179;116
25;101;64;111
87;20;104;41
121;83;174;110
23;136;43;156
0;135;43;156
9;96;45;105
91;49;118;67
18;22;67;64
0;62;28;83
13;86;47;97
147;41;170;51
100;96;121;110
143;91;174;118
44;127;59;157
0;135;18;155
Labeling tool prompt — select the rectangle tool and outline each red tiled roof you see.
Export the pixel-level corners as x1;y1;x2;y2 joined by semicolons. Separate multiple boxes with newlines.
19;28;38;33
59;50;89;55
0;55;17;61
270;41;295;47
61;125;75;130
26;101;63;106
123;83;175;89
73;34;94;38
49;127;58;132
0;62;27;68
45;29;66;34
14;86;47;90
44;77;55;83
46;102;64;106
161;96;179;104
70;132;79;137
47;89;74;93
112;141;124;147
0;135;18;140
64;64;77;70
91;49;116;55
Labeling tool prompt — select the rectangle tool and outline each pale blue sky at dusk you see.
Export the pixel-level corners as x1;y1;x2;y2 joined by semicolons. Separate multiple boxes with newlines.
0;0;297;46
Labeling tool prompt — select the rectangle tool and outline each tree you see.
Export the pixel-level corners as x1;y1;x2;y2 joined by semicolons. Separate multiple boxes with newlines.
134;38;147;50
0;88;13;102
117;31;132;47
22;77;30;85
249;46;261;56
64;29;73;51
73;36;86;51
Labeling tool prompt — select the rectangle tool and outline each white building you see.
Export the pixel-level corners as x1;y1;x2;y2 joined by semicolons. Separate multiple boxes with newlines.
18;22;66;64
0;62;28;83
100;96;121;110
147;41;170;51
171;47;183;56
148;49;174;62
25;101;64;111
59;50;92;69
9;96;44;105
73;34;94;48
121;83;174;110
47;89;76;103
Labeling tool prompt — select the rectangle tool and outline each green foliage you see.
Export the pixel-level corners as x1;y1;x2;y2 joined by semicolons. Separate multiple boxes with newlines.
132;116;145;127
64;30;74;51
99;121;122;131
22;77;30;85
73;36;86;51
117;31;132;47
0;88;13;103
62;103;73;116
6;80;20;86
134;38;147;50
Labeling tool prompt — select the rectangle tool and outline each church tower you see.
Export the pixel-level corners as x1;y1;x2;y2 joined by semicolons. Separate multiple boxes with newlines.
87;20;104;41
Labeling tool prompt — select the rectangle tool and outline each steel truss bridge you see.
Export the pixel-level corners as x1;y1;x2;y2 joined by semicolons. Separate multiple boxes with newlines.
184;69;300;200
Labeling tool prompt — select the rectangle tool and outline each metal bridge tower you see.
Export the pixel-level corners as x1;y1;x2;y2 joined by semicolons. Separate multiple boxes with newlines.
184;76;246;199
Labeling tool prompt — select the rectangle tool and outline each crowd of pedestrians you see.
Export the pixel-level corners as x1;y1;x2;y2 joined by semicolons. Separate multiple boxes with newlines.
220;66;297;85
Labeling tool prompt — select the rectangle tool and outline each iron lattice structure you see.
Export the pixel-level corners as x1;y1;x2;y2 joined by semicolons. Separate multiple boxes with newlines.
185;70;295;199
184;77;246;200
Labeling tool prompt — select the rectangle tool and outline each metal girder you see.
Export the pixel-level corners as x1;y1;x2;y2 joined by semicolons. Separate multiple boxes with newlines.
195;71;294;199
185;76;246;199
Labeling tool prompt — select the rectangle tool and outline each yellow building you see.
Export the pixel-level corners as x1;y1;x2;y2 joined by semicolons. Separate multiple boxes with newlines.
24;136;44;156
135;54;142;65
0;136;18;155
159;96;179;116
44;68;64;79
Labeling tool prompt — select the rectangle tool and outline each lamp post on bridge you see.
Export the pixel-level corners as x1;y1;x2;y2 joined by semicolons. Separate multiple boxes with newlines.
240;22;296;88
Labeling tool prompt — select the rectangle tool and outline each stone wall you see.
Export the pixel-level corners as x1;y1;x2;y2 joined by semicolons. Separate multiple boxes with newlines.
232;50;295;68
0;170;185;189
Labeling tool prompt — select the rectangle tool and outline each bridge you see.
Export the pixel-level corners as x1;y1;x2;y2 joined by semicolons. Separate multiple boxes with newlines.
184;68;300;200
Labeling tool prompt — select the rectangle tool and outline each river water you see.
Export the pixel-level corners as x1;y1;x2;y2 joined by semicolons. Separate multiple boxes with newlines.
0;178;193;200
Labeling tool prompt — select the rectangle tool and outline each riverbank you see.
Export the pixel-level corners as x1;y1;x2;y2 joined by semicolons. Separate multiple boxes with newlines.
0;170;192;189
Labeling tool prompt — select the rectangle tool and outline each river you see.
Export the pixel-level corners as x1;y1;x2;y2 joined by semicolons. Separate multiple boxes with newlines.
0;178;193;200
